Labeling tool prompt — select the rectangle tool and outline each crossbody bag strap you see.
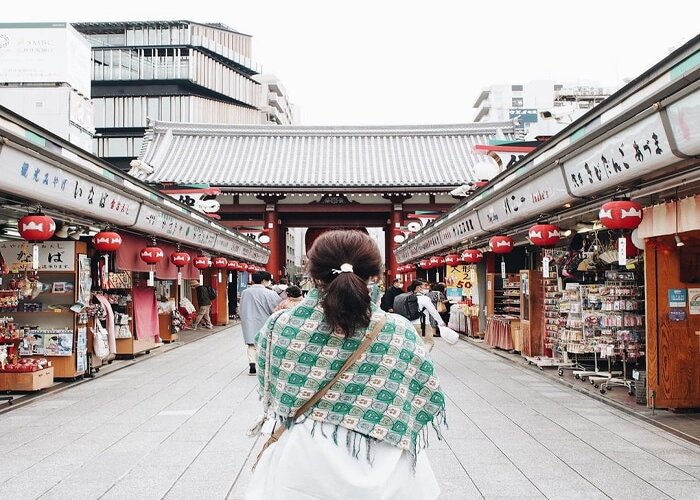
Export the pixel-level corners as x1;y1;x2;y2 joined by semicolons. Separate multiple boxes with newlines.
253;313;388;470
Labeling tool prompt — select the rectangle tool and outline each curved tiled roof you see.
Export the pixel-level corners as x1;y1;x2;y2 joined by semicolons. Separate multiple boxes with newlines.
134;121;516;191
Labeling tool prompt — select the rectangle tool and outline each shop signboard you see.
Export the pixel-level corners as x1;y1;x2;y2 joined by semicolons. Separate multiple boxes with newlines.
477;168;570;230
132;204;218;249
563;113;676;198
437;212;483;248
0;146;139;226
666;89;700;156
0;240;75;272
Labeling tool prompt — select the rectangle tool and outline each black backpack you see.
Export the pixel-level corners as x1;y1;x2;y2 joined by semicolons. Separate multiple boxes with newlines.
207;285;217;300
393;292;423;321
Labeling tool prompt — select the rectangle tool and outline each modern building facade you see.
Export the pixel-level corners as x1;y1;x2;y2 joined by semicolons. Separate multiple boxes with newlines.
71;21;295;170
0;23;95;151
472;80;613;139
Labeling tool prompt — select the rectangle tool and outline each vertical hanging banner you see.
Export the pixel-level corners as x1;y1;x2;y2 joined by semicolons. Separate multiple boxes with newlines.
618;237;627;266
500;260;507;280
542;256;551;278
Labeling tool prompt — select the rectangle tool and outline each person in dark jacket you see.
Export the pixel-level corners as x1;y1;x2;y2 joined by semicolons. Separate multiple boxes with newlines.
191;281;213;329
379;279;404;312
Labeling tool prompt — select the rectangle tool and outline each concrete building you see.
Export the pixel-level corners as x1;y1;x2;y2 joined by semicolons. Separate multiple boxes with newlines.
472;80;613;139
0;23;94;151
71;21;296;170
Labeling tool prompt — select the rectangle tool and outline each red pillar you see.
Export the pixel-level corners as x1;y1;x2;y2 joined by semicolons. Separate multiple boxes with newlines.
385;201;404;283
264;203;282;280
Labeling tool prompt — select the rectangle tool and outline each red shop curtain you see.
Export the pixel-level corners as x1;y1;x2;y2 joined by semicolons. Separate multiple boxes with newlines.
114;232;201;280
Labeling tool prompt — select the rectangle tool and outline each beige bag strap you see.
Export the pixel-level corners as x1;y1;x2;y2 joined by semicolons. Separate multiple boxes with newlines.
253;314;388;470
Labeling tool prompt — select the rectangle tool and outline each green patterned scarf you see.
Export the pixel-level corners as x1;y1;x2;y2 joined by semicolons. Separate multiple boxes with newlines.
255;288;446;460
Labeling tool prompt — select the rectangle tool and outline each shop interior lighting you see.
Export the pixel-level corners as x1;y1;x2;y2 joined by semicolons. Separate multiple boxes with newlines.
674;234;684;247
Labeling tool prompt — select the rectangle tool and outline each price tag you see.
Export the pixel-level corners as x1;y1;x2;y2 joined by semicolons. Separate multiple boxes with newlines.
542;256;551;278
500;260;506;279
618;237;627;266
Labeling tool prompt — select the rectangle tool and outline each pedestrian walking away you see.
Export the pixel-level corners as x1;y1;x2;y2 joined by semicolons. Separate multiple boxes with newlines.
273;285;303;311
190;281;215;330
247;230;445;500
379;278;403;312
239;271;282;375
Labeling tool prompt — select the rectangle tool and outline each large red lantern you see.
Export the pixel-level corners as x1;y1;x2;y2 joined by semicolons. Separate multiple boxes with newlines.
489;236;514;254
419;259;432;269
18;213;56;269
429;256;445;267
92;231;122;252
403;263;415;272
461;249;484;264
528;224;560;247
445;254;460;266
599;199;643;230
396;265;405;274
140;245;164;286
193;255;211;285
212;257;228;283
170;251;191;286
227;260;239;271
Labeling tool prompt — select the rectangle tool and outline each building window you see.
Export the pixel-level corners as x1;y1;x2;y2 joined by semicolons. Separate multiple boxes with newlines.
512;97;524;108
554;84;563;91
511;84;523;91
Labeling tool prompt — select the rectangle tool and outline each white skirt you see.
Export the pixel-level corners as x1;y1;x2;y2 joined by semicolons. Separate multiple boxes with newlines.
245;419;440;500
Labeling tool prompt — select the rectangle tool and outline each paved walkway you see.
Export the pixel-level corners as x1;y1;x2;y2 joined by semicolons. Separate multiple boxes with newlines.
1;325;699;499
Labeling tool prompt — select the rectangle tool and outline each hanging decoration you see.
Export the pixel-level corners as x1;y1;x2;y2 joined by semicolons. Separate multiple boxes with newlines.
599;199;643;230
429;256;445;267
139;242;164;286
445;254;461;266
18;211;56;269
419;258;432;270
489;235;514;254
461;249;484;264
193;255;211;286
170;250;191;286
212;256;228;283
528;224;560;247
92;230;122;285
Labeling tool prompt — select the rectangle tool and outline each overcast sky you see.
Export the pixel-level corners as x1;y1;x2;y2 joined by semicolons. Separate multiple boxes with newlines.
4;0;697;125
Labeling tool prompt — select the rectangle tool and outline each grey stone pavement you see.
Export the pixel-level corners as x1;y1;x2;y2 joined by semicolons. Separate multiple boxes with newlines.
1;325;699;500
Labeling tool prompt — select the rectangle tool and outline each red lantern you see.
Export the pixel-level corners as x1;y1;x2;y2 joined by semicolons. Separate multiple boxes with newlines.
18;214;56;242
403;263;415;272
140;245;163;286
245;263;256;272
193;256;211;270
396;265;405;274
489;236;514;254
212;257;228;268
170;251;191;268
599;199;643;230
139;246;164;265
419;259;432;269
92;231;122;253
429;256;445;267
445;253;460;266
170;251;191;286
227;260;239;271
18;213;56;270
461;249;484;264
212;257;228;283
528;224;560;247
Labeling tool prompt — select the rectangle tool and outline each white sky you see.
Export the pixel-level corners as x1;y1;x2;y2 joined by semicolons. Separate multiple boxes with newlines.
3;0;698;125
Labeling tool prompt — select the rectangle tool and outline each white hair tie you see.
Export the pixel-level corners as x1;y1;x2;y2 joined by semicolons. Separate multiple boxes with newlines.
332;263;354;274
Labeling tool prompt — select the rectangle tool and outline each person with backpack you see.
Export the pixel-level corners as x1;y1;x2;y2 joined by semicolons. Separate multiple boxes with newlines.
379;278;403;312
240;271;282;375
393;279;445;351
190;281;214;330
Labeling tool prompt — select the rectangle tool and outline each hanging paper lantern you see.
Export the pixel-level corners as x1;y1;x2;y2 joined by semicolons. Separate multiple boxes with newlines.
212;257;228;268
445;253;461;266
461;249;484;264
403;263;415;272
245;263;257;272
139;246;164;265
170;251;191;268
528;224;560;247
92;231;122;252
429;256;445;267
396;265;405;274
489;235;514;254
419;259;432;269
193;256;211;270
599;199;643;230
140;245;163;286
18;212;56;270
227;260;239;271
18;213;56;242
170;251;191;286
